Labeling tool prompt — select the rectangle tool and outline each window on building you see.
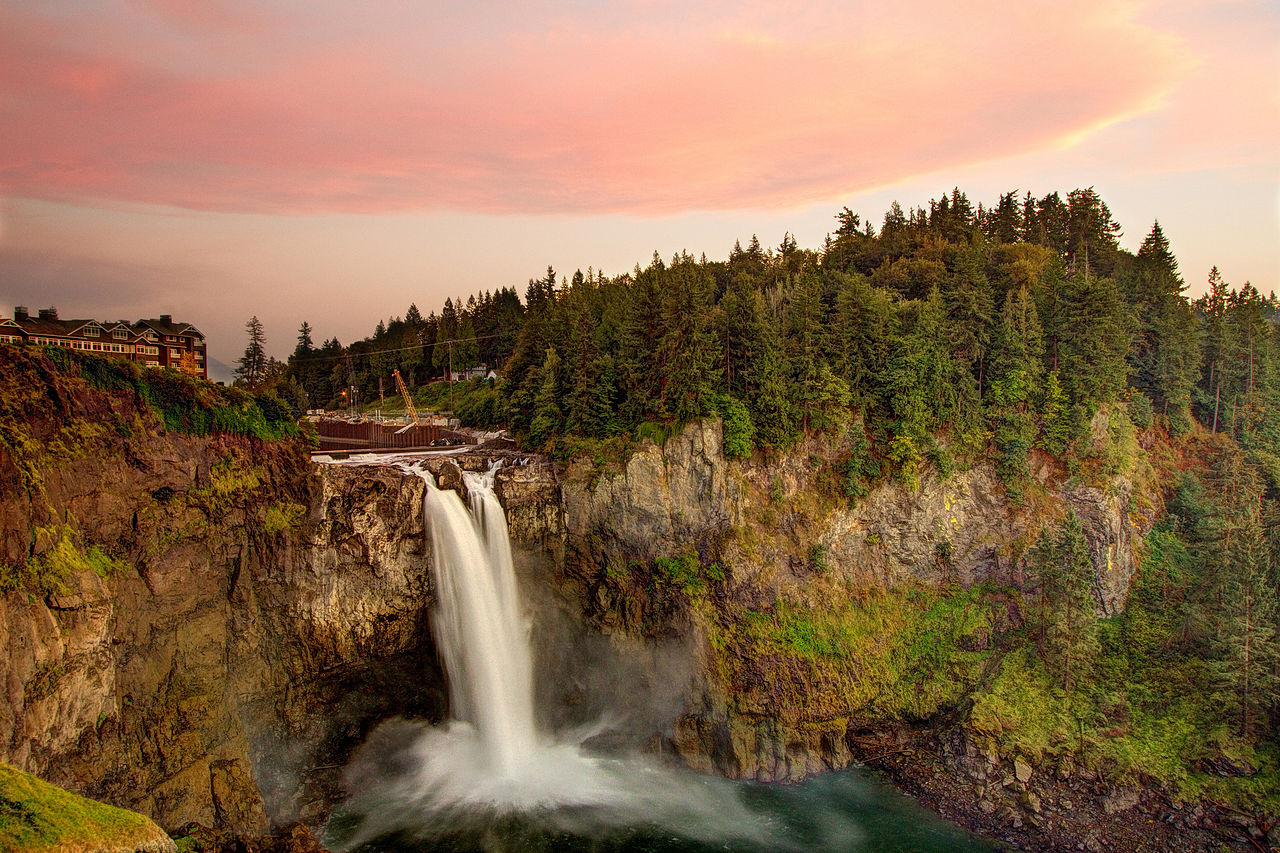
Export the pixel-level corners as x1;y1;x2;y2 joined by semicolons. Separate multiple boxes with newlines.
113;329;127;339
84;326;99;337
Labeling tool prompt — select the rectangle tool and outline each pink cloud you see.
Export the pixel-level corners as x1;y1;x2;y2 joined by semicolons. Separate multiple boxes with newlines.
0;1;1214;215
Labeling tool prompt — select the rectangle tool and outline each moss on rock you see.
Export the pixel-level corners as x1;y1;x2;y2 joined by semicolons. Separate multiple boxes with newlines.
0;762;175;853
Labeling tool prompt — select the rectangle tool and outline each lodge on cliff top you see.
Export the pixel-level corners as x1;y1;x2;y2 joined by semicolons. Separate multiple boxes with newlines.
0;306;208;379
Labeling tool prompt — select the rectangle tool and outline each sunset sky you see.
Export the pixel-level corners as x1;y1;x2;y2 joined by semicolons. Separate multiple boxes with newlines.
1;0;1277;368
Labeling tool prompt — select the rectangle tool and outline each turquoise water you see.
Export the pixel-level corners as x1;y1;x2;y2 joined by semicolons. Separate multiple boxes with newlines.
330;763;994;853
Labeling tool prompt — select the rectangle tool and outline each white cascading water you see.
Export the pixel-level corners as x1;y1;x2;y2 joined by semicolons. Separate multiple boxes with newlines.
421;464;536;774
332;458;795;851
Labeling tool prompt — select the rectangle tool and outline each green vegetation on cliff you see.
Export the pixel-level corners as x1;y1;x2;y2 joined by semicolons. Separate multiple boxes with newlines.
0;346;309;597
0;762;171;852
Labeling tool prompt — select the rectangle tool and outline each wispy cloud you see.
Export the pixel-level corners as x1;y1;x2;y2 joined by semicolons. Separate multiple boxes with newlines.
0;0;1219;215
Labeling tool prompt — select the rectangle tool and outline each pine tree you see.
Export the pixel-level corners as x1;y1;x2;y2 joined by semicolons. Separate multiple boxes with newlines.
294;321;314;358
1038;370;1070;455
1028;512;1099;693
432;297;458;375
831;273;895;409
1129;222;1199;424
1058;272;1131;406
235;316;267;388
1213;517;1280;737
987;287;1045;493
658;260;719;423
527;346;563;448
987;190;1022;244
946;247;995;388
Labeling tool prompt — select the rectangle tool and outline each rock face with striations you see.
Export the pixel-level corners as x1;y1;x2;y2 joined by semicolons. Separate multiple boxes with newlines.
553;418;1157;781
0;354;448;835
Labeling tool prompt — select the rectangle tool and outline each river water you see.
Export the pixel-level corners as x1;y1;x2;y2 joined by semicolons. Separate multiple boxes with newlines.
325;460;993;853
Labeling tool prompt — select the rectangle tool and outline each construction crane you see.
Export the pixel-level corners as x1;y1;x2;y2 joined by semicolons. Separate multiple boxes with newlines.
393;369;420;426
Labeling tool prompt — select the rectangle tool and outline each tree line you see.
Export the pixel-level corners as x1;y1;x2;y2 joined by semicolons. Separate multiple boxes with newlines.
243;186;1277;494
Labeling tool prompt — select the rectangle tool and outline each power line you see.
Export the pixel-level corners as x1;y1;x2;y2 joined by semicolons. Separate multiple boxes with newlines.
293;332;509;365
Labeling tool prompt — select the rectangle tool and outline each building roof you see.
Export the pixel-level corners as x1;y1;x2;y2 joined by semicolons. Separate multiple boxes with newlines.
15;316;96;337
135;317;205;339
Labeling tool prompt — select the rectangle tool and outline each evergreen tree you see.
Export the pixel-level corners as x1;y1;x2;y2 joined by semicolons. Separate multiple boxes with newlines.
1057;272;1131;406
658;260;720;423
1028;512;1100;693
1213;516;1280;737
830;273;895;408
1038;370;1071;455
987;287;1045;494
946;247;995;388
1129;222;1199;423
1065;187;1122;277
235;316;267;388
527;346;564;448
987;190;1022;244
294;321;314;358
432;297;458;375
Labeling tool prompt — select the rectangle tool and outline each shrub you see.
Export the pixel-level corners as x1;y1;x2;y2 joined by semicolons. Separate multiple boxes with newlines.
1127;390;1154;429
842;427;880;500
711;393;755;459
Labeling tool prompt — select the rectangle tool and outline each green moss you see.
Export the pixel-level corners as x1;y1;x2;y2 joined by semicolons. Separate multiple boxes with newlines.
0;526;129;597
260;501;305;535
654;551;721;598
717;584;996;721
0;762;162;852
187;457;265;520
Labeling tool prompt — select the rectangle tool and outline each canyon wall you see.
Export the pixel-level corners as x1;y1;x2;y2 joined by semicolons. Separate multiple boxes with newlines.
0;351;1158;846
553;418;1154;782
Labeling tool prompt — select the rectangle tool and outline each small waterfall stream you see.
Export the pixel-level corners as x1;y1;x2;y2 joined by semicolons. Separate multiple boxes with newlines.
326;456;993;853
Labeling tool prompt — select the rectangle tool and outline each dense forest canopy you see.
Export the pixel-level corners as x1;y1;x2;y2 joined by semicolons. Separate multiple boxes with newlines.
277;187;1278;484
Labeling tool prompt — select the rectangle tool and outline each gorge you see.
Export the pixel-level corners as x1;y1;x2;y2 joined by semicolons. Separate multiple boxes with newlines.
0;348;1273;852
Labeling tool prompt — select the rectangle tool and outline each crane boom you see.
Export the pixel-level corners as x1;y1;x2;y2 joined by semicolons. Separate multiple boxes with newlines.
393;369;419;425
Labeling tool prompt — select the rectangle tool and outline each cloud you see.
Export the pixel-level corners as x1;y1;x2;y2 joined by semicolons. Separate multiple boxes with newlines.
0;248;208;314
0;1;1218;215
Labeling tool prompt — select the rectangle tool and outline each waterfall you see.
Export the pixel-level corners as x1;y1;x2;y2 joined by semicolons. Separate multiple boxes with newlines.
416;464;536;774
330;458;804;851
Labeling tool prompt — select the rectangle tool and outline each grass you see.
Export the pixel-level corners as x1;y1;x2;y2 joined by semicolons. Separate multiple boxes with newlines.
0;762;165;852
714;583;998;722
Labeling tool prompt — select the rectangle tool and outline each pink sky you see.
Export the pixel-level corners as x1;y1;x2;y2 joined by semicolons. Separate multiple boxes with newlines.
1;0;1277;366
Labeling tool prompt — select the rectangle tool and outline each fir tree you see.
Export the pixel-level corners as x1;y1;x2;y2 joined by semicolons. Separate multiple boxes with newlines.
235;316;267;388
1028;512;1099;694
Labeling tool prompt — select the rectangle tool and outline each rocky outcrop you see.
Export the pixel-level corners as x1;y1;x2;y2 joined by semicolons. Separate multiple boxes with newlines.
0;371;447;836
562;419;1151;620
549;418;1160;793
562;422;740;567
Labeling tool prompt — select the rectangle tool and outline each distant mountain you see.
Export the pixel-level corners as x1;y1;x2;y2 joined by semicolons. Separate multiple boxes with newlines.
207;355;235;384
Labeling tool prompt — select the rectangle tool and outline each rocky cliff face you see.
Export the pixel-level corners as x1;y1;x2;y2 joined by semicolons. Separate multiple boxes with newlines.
0;355;453;836
554;418;1156;781
0;450;445;835
0;352;1167;849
